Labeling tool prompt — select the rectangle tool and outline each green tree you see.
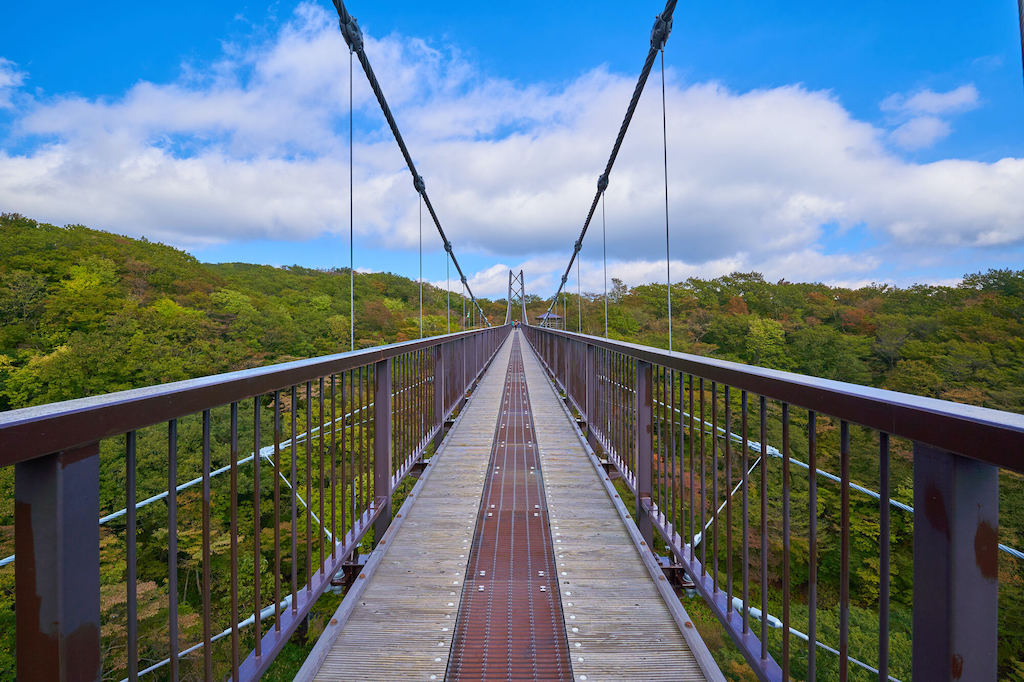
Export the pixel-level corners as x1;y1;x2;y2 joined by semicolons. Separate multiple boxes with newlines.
745;316;789;369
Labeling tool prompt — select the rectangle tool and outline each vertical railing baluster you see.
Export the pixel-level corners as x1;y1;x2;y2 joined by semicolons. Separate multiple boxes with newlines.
711;382;719;591
699;378;706;574
656;366;664;519
878;432;889;682
290;387;298;614
340;374;347;549
253;396;262;657
361;366;368;516
229;404;239;679
725;386;732;612
319;377;326;574
808;410;817;680
202;411;213;675
781;402;790;679
331;376;337;561
168;419;179;682
273;393;282;632
840;420;850;682
759;395;768;662
305;382;313;592
688;374;695;561
741;391;749;635
127;431;138;682
670;369;677;542
348;371;355;537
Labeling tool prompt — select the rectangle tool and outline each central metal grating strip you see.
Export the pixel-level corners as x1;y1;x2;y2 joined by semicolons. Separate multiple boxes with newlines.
447;334;571;681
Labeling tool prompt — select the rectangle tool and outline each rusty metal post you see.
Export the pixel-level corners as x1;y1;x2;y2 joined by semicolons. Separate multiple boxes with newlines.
585;343;596;422
635;360;654;550
373;358;393;543
562;337;570;396
15;443;102;681
912;442;998;681
432;344;445;451
584;343;601;453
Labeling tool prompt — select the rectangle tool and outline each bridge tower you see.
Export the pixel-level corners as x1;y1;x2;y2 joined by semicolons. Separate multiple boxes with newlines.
504;269;528;325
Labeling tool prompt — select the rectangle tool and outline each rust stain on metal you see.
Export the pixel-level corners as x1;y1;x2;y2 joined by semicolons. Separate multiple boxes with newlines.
974;520;998;579
924;483;950;540
448;336;571;680
951;653;964;678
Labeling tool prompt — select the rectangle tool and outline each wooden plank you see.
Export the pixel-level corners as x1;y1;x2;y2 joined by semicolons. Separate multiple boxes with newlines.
521;339;716;682
309;338;514;682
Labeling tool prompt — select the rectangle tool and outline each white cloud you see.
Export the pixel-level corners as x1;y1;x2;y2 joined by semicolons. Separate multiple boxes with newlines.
0;57;25;109
880;84;979;150
889;115;951;150
0;6;1021;297
881;84;979;116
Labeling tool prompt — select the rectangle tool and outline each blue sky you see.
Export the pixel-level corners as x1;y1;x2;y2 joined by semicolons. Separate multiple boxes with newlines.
1;1;1023;297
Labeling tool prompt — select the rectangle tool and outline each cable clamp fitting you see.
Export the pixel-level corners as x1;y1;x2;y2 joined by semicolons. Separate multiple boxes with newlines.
574;238;583;254
597;173;609;193
444;241;453;254
460;276;468;285
414;174;425;195
650;12;672;50
340;14;364;53
561;275;568;285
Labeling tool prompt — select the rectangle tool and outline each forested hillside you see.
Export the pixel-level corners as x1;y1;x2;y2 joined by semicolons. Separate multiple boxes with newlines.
528;270;1024;414
0;213;502;411
3;212;1021;415
1;213;1023;679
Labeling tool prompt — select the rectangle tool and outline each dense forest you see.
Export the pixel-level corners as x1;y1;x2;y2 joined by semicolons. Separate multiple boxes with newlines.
1;213;1023;679
527;269;1024;414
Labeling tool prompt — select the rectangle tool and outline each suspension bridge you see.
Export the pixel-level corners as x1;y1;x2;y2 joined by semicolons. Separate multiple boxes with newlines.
3;1;1024;681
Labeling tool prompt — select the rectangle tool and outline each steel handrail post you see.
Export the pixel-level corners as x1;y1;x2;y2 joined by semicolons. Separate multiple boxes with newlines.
912;443;998;680
15;442;102;681
635;360;654;550
373;358;393;543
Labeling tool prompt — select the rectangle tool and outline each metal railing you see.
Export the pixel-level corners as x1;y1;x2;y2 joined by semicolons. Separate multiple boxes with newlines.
523;325;1024;682
0;325;510;681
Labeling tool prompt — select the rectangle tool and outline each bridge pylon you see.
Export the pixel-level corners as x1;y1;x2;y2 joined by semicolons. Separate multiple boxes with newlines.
504;269;528;325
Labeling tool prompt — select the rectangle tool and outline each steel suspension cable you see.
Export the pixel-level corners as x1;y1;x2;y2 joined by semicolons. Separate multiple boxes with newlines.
542;1;676;322
1019;0;1024;84
660;49;672;352
333;0;491;327
446;253;451;334
348;47;355;351
577;256;581;333
418;194;423;338
602;192;608;338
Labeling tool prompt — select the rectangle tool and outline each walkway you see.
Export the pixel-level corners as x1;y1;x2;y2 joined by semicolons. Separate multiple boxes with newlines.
299;330;719;681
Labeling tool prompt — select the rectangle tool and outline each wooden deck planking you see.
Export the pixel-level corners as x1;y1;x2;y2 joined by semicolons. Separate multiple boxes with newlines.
520;337;716;682
310;338;513;682
305;330;719;681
